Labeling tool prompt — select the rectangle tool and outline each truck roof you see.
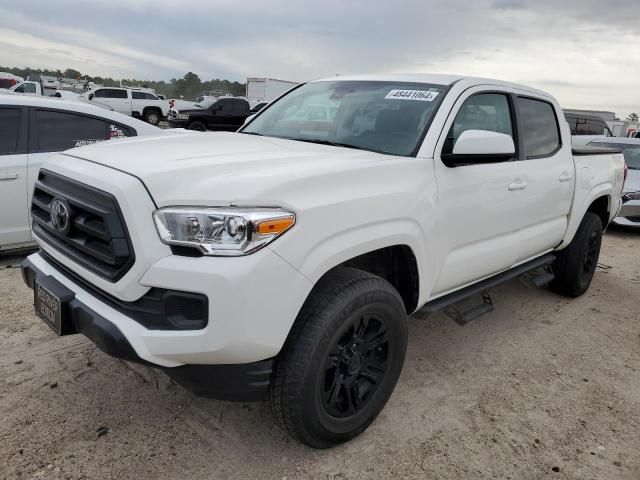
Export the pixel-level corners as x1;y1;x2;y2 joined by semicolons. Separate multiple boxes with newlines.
310;73;551;98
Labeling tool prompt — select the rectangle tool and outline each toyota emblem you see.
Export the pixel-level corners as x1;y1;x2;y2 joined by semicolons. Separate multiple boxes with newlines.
50;197;71;234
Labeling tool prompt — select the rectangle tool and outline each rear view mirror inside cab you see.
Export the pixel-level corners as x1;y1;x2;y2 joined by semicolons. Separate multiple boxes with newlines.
443;130;515;167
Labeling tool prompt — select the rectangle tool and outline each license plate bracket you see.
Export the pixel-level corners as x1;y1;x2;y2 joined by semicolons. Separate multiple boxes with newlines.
34;275;76;336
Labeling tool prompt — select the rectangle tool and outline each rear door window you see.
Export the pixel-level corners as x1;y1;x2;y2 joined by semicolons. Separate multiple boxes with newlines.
0;108;21;154
32;109;109;152
517;97;561;158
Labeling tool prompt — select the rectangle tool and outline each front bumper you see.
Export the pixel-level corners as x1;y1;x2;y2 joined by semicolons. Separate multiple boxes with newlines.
23;248;312;367
613;198;640;227
167;118;189;127
21;256;280;401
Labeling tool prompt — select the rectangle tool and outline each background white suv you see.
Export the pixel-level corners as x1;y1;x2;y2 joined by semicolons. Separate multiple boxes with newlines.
0;95;161;252
83;87;169;125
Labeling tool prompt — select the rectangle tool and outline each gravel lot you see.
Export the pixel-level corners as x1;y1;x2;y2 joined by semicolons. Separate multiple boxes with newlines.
1;228;638;480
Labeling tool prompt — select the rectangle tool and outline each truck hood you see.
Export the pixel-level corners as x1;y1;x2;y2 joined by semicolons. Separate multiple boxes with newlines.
176;107;205;115
65;131;397;206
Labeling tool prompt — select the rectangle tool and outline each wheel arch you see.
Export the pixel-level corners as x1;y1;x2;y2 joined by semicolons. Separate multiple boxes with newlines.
142;106;163;116
301;244;421;314
586;194;611;228
560;183;614;248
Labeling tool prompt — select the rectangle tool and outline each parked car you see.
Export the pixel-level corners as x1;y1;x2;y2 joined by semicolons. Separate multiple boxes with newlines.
566;112;614;145
8;80;46;96
0;95;161;253
20;74;625;448
82;87;169;125
0;72;24;89
588;137;640;228
168;97;251;131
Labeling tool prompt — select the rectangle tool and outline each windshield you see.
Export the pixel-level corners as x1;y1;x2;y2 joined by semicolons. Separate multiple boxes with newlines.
590;142;640;169
196;97;217;108
242;81;447;156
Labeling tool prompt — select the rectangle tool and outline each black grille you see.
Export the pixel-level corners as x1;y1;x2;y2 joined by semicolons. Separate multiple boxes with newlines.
31;169;135;282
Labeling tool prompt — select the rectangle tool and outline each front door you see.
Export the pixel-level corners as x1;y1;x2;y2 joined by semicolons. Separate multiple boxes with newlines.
0;106;30;248
431;89;529;295
210;98;236;130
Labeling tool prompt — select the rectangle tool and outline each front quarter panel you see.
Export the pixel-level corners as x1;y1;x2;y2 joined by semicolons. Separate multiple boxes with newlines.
268;156;438;307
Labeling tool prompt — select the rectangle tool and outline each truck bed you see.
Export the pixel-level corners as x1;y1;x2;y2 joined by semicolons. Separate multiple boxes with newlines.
572;145;622;156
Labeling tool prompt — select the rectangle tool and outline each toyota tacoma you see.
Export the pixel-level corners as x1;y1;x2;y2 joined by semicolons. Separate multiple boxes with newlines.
21;74;626;448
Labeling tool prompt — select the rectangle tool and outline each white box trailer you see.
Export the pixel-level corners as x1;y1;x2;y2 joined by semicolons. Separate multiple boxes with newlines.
246;77;299;104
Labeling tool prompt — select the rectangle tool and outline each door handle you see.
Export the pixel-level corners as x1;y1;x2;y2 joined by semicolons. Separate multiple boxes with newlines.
508;180;528;191
0;172;19;181
558;172;573;182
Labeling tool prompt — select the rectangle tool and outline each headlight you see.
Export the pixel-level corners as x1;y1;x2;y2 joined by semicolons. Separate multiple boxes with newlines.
177;113;190;120
153;207;295;256
623;191;640;201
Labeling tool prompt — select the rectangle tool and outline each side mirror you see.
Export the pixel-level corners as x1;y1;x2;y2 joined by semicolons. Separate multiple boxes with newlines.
243;114;255;125
443;130;515;166
88;93;94;100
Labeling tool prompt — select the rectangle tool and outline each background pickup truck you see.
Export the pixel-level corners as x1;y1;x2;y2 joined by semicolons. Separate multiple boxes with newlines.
167;96;251;131
21;74;626;449
83;87;169;125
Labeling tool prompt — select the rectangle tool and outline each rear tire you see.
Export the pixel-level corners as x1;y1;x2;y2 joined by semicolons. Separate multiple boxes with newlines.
270;267;408;448
550;212;603;297
187;121;207;131
143;110;161;125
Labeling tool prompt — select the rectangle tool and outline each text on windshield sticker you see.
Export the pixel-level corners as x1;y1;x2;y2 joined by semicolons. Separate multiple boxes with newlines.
385;89;440;102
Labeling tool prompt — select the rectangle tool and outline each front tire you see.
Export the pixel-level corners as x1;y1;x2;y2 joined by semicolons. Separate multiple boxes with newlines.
270;268;408;448
143;110;161;125
550;212;603;297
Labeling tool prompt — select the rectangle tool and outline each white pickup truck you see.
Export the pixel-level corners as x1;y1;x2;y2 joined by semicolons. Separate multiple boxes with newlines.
21;74;626;448
82;87;169;125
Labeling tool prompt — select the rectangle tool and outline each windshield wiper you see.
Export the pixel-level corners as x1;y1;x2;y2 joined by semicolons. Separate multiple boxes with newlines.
241;131;264;136
287;138;363;150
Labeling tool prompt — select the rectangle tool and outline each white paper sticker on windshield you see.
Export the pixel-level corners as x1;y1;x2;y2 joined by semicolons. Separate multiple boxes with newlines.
385;89;440;102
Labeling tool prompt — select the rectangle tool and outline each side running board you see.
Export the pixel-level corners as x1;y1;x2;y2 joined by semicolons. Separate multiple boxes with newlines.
413;253;556;325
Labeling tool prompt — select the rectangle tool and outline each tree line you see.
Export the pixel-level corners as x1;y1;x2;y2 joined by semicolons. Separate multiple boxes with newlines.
0;66;246;100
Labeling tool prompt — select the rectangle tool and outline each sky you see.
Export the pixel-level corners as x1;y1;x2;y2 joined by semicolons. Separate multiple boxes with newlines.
0;0;638;118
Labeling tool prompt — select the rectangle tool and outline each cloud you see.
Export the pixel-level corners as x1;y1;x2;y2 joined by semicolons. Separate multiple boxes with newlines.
0;0;638;116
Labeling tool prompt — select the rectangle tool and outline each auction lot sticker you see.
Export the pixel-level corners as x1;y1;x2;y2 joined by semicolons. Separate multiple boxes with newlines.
385;89;440;102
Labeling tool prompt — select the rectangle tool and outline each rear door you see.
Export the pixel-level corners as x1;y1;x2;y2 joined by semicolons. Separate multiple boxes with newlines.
0;106;29;247
509;94;574;262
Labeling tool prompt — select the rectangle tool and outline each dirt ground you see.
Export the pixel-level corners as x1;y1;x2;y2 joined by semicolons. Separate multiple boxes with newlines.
1;228;638;480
